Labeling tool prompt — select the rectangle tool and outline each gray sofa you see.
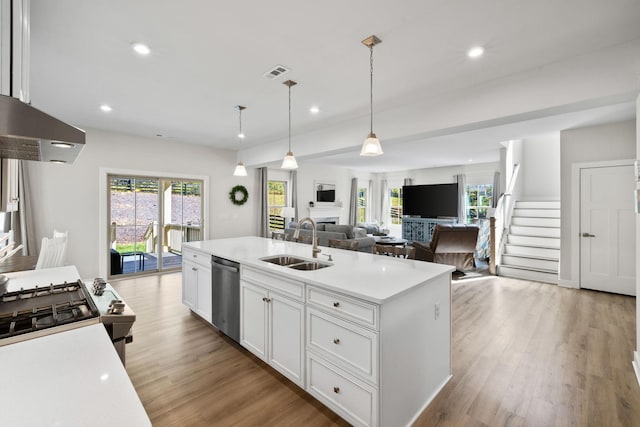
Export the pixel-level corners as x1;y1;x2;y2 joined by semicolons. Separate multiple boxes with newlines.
284;222;375;253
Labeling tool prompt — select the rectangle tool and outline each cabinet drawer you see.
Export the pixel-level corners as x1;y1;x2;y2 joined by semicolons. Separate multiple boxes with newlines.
307;308;378;385
242;266;304;301
307;353;377;427
182;247;211;268
307;286;378;329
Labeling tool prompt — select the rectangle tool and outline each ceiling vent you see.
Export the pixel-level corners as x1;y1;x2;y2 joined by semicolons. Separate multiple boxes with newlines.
263;65;290;79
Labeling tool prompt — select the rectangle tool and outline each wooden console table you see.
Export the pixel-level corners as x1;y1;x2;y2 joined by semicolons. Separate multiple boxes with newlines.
402;217;458;243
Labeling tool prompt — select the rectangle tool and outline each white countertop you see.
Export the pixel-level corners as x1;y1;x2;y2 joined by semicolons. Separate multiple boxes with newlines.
3;265;82;292
186;236;454;304
0;324;151;426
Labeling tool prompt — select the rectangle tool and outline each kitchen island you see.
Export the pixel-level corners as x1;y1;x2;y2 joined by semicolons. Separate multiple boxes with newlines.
0;266;150;426
184;236;454;427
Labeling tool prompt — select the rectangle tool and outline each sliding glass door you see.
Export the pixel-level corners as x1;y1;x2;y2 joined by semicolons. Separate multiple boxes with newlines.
108;175;203;278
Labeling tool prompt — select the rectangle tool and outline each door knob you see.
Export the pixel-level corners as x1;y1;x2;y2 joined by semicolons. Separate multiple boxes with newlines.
582;232;596;237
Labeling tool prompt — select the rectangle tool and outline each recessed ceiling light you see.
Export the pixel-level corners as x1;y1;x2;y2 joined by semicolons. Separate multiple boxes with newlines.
237;132;245;139
467;46;484;58
50;160;67;164
51;142;74;148
310;106;320;114
132;43;151;55
100;104;112;112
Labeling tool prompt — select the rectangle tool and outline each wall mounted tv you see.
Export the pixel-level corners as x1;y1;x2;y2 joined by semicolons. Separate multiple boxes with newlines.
402;183;459;218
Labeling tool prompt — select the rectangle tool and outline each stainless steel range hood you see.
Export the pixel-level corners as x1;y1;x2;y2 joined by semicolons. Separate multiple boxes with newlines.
0;94;85;163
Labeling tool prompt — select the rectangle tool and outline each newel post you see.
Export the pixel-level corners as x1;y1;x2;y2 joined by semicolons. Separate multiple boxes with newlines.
489;217;496;275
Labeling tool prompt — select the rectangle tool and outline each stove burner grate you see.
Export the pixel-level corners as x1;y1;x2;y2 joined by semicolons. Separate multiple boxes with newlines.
0;280;100;340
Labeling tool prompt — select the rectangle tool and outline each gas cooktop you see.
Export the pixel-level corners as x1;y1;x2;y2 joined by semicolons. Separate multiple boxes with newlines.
0;280;100;343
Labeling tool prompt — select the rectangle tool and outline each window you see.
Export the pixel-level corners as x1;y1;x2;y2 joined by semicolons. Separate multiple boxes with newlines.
268;180;287;230
357;187;367;223
465;184;493;222
389;187;403;225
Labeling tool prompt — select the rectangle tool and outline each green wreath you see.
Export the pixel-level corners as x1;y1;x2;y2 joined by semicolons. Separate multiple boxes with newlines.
229;185;249;206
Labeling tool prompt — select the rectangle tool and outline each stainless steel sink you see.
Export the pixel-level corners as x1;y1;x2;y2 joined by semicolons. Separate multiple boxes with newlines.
261;255;307;266
288;261;331;271
260;255;332;271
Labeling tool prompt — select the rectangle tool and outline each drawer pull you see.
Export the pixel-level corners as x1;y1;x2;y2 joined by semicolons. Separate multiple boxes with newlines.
333;386;340;394
333;338;340;344
191;267;197;271
192;254;197;258
263;297;272;303
333;302;340;308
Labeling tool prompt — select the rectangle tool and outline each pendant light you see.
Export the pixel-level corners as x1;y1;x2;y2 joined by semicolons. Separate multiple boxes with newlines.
360;35;383;156
281;80;298;170
233;105;248;177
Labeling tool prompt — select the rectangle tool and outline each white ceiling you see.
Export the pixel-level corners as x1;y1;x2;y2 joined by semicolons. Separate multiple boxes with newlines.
29;0;640;172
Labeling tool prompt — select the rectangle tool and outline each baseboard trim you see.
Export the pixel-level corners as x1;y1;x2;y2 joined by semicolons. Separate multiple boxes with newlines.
558;279;579;289
633;352;640;388
405;374;452;427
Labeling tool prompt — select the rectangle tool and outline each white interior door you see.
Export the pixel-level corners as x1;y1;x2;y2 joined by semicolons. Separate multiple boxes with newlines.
580;165;635;295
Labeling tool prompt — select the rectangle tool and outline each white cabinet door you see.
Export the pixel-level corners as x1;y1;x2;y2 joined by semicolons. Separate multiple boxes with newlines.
269;293;304;387
241;281;267;360
195;264;212;322
182;259;197;310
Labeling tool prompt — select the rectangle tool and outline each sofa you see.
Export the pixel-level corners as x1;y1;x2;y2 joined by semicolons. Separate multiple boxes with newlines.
411;223;480;271
356;221;390;236
284;222;375;253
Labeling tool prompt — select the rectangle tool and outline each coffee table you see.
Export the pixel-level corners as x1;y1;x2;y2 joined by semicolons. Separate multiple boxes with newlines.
372;236;408;246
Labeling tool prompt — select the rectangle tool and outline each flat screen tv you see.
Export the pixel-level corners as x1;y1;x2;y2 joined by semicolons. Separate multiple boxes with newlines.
317;189;335;202
402;183;459;218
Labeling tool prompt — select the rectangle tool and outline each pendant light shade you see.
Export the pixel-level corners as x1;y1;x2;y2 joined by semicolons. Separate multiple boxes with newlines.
233;105;248;177
281;151;298;169
281;80;298;170
360;35;383;157
233;161;247;176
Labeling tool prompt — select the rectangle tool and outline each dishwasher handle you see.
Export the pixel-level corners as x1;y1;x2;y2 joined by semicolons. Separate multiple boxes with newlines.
211;258;239;274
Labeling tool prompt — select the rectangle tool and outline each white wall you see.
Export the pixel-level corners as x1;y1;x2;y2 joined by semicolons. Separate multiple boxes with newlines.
558;120;636;284
25;128;257;278
635;94;640;385
386;162;499;187
291;162;353;224
521;133;560;200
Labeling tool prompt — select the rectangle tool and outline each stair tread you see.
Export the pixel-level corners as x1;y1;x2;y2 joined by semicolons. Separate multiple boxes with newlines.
508;233;560;240
499;264;558;274
502;253;559;262
505;243;560;250
510;225;560;229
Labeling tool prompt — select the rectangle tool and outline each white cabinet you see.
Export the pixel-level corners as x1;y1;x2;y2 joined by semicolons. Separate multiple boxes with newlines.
182;247;212;323
240;267;304;387
305;286;380;426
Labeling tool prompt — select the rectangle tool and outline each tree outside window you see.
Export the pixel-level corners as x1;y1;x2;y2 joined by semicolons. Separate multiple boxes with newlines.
268;180;287;230
357;187;367;223
389;187;403;225
466;184;493;222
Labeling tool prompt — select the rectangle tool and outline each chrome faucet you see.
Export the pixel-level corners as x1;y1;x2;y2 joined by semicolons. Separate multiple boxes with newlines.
293;217;322;258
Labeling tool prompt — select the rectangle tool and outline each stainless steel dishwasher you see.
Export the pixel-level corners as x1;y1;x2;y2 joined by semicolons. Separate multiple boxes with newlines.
211;255;240;343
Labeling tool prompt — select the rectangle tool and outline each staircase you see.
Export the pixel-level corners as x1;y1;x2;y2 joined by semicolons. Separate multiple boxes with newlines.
498;201;560;284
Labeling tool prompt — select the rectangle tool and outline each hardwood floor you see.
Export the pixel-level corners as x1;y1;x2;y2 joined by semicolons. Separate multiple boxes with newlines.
111;273;639;427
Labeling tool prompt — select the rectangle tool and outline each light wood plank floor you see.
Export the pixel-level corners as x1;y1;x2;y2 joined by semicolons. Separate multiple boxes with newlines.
111;273;639;427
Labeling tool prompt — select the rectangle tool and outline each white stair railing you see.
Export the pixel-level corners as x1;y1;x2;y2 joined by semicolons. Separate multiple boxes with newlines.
490;163;521;274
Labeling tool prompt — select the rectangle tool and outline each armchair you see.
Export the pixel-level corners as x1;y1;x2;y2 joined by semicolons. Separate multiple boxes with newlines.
412;224;479;271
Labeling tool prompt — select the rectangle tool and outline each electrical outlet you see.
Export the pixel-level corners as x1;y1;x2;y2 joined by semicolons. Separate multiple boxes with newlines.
434;302;440;320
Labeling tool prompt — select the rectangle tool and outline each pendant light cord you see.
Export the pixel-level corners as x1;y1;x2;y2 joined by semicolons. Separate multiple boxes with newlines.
370;44;374;135
288;84;292;152
239;108;242;135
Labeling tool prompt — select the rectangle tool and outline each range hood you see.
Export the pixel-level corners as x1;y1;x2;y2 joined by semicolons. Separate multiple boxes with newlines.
0;94;85;163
